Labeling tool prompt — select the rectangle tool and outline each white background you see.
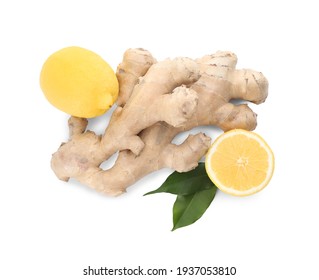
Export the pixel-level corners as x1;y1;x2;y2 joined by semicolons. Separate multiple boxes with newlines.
1;1;318;279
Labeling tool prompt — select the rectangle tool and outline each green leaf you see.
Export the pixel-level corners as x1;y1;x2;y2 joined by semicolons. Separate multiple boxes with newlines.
172;187;217;231
144;163;212;196
144;162;218;230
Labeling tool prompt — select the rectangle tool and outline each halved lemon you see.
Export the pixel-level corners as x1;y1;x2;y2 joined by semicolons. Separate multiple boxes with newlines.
205;129;274;196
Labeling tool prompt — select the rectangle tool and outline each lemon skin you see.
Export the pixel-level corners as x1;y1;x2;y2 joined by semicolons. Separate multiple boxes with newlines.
40;46;119;118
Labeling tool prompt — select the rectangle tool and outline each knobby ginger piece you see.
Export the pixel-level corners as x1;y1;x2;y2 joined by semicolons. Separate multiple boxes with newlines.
51;49;268;196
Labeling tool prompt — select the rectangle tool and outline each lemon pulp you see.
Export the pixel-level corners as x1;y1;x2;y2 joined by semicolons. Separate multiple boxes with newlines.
205;129;274;196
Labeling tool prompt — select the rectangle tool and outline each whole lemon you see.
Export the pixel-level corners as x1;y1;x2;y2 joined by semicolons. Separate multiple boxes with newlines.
40;46;119;118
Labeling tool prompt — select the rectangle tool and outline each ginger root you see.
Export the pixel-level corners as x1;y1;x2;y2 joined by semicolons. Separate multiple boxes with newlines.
51;49;268;196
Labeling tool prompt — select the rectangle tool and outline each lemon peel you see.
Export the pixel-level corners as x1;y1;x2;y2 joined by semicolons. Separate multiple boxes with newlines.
40;46;119;118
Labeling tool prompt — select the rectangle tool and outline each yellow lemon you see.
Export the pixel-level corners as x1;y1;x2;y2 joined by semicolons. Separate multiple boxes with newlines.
40;46;119;118
205;129;274;196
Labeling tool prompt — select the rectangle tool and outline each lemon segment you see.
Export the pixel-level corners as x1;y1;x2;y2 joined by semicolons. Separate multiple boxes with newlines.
205;129;274;196
40;46;119;118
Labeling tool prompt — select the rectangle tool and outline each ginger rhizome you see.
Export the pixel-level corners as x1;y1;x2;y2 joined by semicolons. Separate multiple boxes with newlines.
51;49;268;196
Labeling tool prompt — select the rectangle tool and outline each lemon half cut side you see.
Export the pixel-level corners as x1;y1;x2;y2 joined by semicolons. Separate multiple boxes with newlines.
205;129;274;196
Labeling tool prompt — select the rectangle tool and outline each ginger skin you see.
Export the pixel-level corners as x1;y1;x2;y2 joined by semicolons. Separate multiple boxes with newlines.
116;48;157;106
51;49;268;196
101;55;200;157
